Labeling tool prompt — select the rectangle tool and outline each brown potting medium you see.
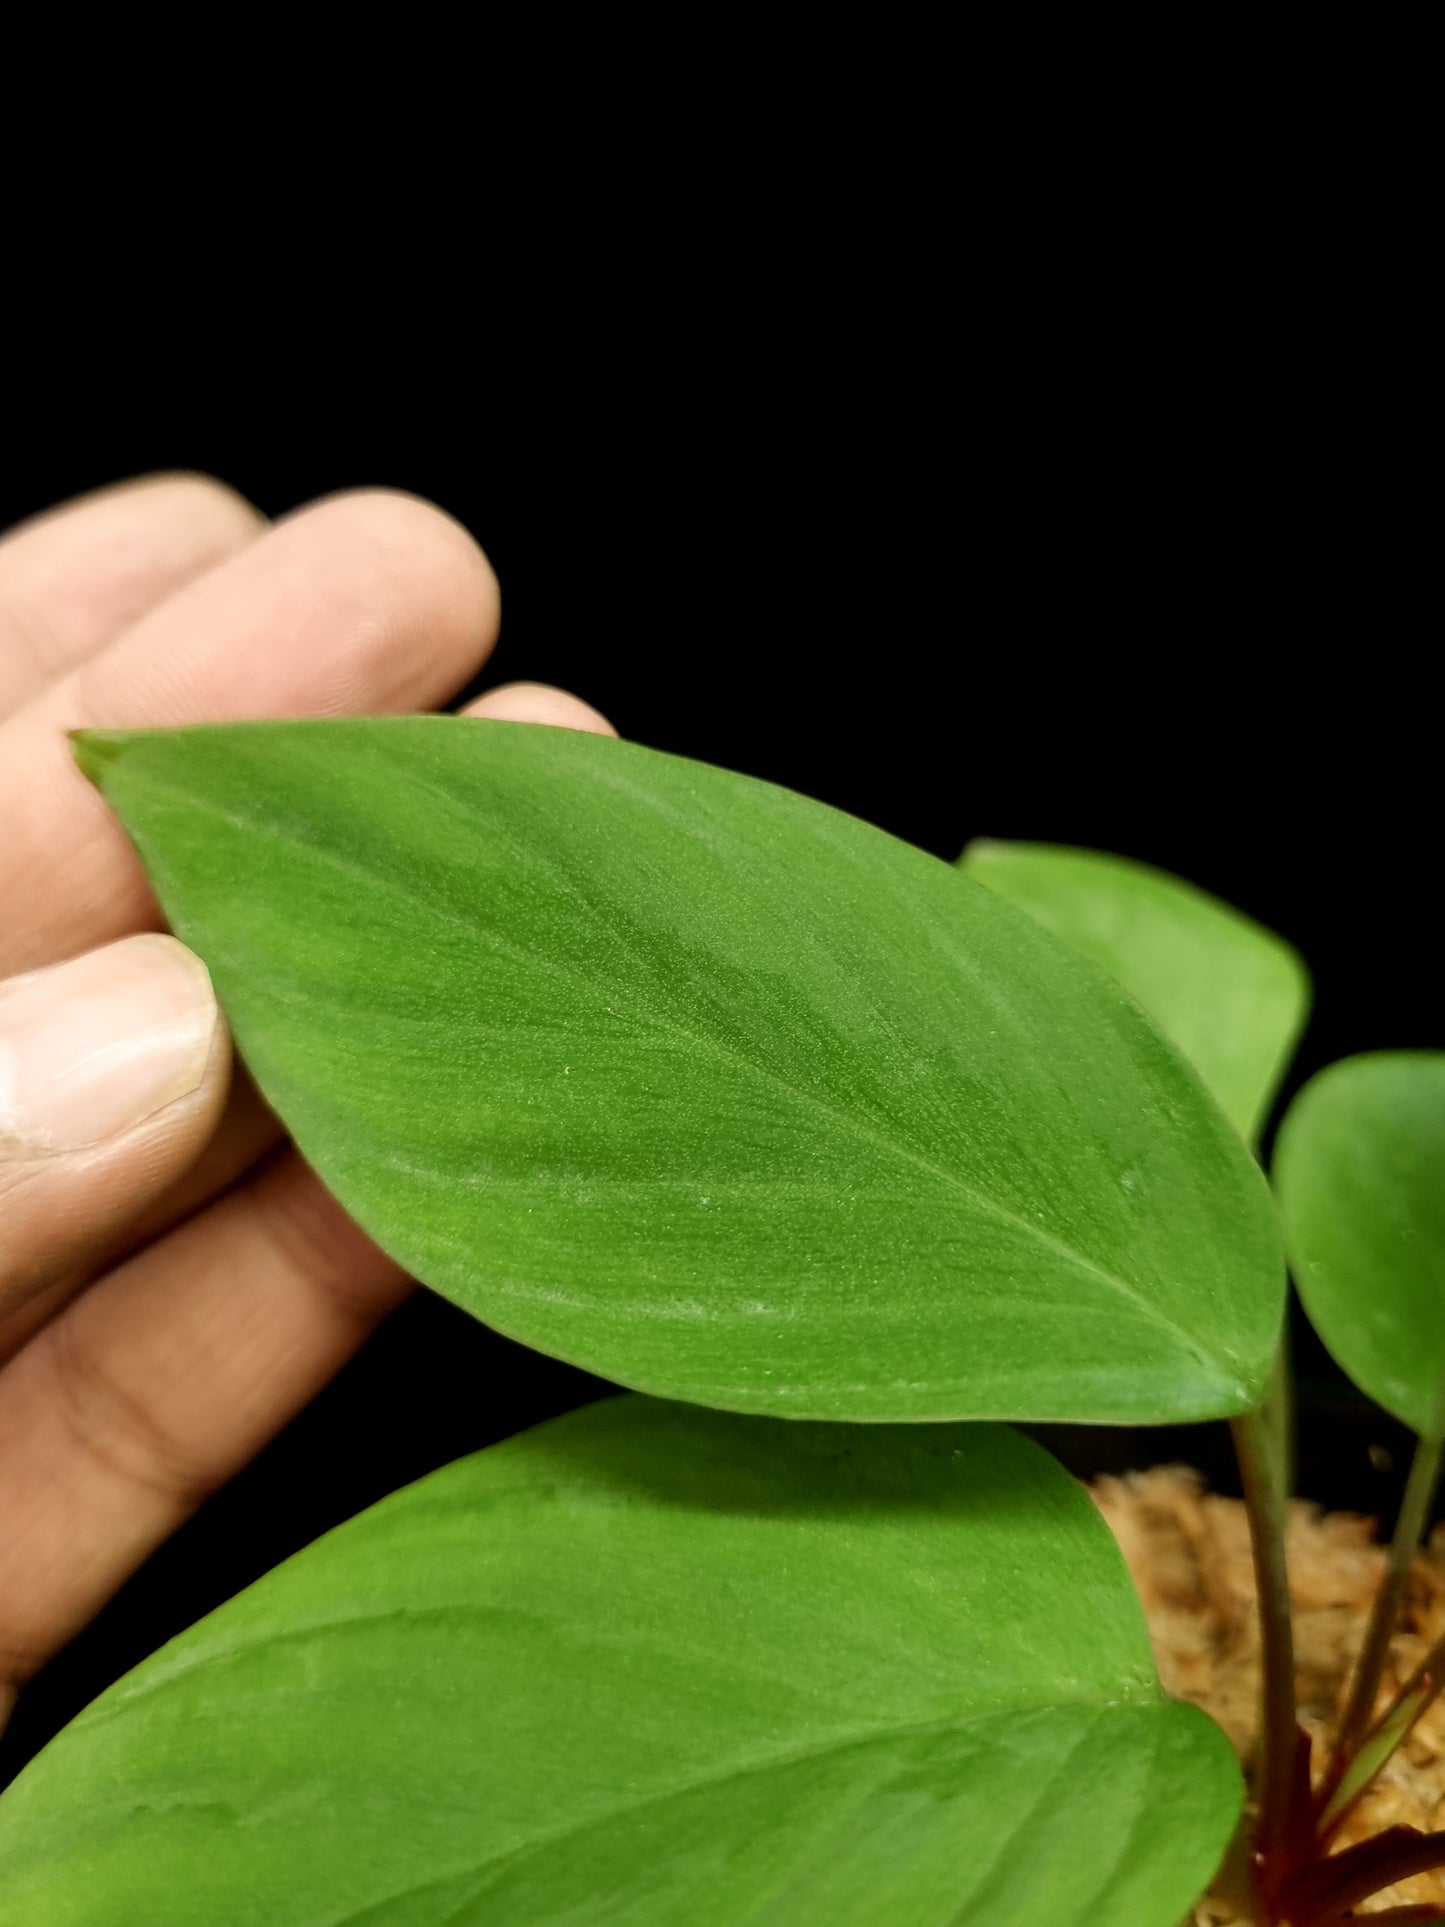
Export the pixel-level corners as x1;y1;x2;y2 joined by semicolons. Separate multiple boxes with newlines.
1093;1468;1445;1920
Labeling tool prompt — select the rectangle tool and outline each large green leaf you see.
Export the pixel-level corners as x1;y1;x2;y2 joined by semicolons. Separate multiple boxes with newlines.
1274;1052;1445;1437
960;840;1309;1145
0;1398;1240;1926
75;719;1283;1423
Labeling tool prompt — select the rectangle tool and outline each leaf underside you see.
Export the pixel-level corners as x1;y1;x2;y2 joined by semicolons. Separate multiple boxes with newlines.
75;719;1283;1423
0;1400;1240;1927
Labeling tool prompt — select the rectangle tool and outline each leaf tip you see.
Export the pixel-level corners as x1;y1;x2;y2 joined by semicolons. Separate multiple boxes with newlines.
69;729;129;787
954;835;1002;869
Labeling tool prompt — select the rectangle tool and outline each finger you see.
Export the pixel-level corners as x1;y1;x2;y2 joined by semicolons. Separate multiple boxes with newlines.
0;693;611;1344
0;1150;410;1689
0;490;502;976
0;936;230;1325
0;1066;281;1372
0;475;263;719
0;689;611;1357
101;1064;280;1259
462;681;616;734
0;685;617;1685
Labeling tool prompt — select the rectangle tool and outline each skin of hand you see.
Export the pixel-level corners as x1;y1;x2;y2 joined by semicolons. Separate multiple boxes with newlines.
0;476;614;1734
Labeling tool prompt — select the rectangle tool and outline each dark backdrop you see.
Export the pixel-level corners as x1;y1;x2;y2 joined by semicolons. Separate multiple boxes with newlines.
0;389;1431;1781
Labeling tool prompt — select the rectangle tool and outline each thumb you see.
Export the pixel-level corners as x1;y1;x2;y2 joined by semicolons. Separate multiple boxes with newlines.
0;935;229;1321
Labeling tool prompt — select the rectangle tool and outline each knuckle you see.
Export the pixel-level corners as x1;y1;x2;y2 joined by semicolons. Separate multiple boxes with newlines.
0;1161;59;1306
0;600;64;685
43;1313;212;1507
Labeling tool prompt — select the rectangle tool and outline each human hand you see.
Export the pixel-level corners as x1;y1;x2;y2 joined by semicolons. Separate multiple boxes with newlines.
0;477;612;1731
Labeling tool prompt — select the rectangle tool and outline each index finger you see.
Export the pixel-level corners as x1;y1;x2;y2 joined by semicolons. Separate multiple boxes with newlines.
0;491;502;977
0;475;265;720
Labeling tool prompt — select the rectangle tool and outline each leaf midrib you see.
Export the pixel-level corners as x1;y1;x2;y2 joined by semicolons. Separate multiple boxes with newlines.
122;754;1231;1386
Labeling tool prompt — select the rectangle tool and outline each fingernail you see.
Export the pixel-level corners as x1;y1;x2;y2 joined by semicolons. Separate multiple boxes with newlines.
0;935;217;1152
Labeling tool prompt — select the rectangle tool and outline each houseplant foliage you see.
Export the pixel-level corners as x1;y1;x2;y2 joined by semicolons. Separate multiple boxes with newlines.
61;721;1283;1427
0;717;1441;1923
0;1403;1238;1925
957;838;1309;1147
1274;1051;1445;1836
1276;1053;1445;1441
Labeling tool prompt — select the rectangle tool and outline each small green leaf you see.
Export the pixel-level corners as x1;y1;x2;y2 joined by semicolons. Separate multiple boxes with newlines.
1275;1052;1445;1437
959;840;1309;1145
74;719;1283;1423
0;1399;1240;1927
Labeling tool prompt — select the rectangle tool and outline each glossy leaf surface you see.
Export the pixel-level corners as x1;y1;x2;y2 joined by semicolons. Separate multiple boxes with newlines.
960;839;1309;1145
76;719;1283;1422
1275;1052;1445;1437
0;1399;1240;1926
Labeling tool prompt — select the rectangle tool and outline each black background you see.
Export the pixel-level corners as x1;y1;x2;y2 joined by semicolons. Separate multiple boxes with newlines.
0;372;1432;1783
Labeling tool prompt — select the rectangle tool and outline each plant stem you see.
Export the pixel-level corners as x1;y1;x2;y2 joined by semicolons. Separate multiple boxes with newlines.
1332;1431;1444;1767
1232;1403;1297;1870
1262;1329;1295;1513
1319;1673;1436;1837
1349;1642;1445;1798
1279;1824;1445;1921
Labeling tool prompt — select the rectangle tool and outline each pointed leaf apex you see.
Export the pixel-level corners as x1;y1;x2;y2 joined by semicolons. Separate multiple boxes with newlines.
70;729;131;786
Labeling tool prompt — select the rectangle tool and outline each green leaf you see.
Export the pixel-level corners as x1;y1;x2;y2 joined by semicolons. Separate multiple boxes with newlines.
959;840;1309;1145
0;1398;1240;1927
74;718;1283;1423
1274;1052;1445;1437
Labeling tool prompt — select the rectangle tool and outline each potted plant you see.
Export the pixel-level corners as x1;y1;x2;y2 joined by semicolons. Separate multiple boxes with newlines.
0;714;1439;1925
